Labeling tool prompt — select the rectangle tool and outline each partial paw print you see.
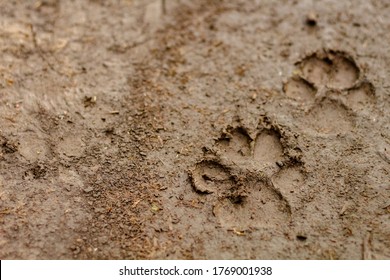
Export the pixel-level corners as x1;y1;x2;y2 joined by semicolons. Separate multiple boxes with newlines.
283;50;376;135
213;126;284;177
189;124;305;230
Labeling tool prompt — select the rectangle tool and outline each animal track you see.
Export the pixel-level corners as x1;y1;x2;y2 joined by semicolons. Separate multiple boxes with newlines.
213;178;291;229
283;50;376;135
191;160;233;194
216;127;251;161
190;124;302;230
346;82;376;112
283;76;316;103
297;51;359;90
215;126;285;175
253;129;284;166
302;99;354;135
190;49;375;231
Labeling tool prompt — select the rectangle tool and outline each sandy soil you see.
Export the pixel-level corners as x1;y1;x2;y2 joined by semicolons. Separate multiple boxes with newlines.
0;0;389;259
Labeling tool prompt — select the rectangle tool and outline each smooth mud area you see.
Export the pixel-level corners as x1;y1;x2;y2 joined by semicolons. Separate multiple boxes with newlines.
0;0;389;259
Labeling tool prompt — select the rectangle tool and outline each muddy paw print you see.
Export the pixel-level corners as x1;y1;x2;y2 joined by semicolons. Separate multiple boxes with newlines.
283;50;376;135
190;124;305;230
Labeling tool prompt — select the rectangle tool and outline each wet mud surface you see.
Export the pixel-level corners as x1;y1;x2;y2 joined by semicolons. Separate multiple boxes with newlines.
0;0;389;259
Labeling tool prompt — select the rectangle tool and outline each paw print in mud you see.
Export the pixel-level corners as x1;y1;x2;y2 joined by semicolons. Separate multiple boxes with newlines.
189;49;376;231
283;50;376;135
190;124;305;231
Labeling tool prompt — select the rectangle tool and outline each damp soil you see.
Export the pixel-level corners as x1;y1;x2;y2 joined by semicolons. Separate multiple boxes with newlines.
0;0;389;259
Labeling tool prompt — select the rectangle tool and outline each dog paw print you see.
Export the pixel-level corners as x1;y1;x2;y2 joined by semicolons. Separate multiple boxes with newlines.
189;124;305;230
283;50;376;135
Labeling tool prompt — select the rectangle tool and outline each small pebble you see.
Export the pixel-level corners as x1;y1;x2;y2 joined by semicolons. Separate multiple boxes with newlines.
83;187;94;193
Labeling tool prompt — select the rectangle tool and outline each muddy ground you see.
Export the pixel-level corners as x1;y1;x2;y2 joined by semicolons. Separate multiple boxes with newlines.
0;0;389;259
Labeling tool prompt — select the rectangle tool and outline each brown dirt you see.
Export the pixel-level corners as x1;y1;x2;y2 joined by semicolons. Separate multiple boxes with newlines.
0;0;389;260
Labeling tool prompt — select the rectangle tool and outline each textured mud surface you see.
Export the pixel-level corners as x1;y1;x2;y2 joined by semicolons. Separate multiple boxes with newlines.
0;0;389;259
